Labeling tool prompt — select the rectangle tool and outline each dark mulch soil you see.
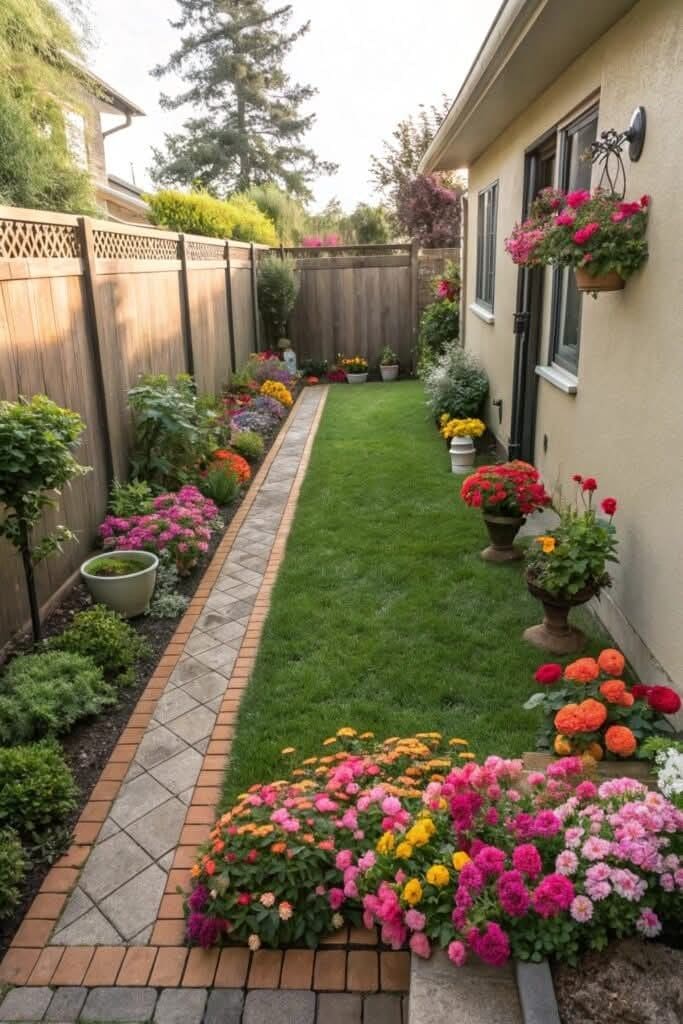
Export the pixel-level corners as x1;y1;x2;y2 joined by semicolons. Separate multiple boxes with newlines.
0;400;297;958
552;939;683;1024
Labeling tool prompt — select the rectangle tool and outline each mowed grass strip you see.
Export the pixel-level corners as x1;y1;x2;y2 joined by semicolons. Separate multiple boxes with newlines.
222;380;606;805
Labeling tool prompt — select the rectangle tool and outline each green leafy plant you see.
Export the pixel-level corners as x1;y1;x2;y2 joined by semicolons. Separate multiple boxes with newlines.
0;651;115;745
0;742;78;856
109;479;154;517
230;430;264;462
418;299;460;365
0;395;90;641
147;560;189;619
0;828;24;919
198;466;241;506
147;189;277;245
379;346;399;366
257;255;299;345
84;555;148;578
128;374;217;489
50;605;150;687
422;342;488;418
300;358;329;377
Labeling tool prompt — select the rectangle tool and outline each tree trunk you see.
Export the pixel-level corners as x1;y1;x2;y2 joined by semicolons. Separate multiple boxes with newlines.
19;522;41;643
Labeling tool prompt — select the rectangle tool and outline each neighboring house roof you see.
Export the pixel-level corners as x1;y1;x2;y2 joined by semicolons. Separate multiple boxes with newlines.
420;0;638;172
107;175;147;200
67;55;145;118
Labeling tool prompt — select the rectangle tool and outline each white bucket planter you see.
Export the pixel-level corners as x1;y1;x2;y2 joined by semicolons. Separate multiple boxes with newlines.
81;549;159;618
346;372;368;384
380;364;399;381
450;435;476;473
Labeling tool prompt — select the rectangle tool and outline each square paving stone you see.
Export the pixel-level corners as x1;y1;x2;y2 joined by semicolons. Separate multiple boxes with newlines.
124;761;144;783
242;990;315;1024
178;786;194;805
52;905;123;945
169;657;211;685
100;863;166;940
196;609;237;633
149;747;203;795
97;818;121;842
45;986;87;1021
130;924;153;945
0;987;53;1022
154;988;207;1024
192;646;238;675
364;993;404;1024
182;671;228;705
78;832;151;901
126;797;187;859
317;994;363;1024
204;990;244;1024
56;886;93;930
209;622;246;647
184;631;220;656
134;725;188;771
81;986;157;1022
110;774;173;829
153;688;199;725
168;706;216;745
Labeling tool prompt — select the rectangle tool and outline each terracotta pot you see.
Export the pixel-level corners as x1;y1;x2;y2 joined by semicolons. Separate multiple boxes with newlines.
575;268;625;293
481;513;526;563
524;577;596;654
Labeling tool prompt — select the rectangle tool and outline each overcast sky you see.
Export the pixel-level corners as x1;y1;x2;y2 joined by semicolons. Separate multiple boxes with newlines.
88;0;501;210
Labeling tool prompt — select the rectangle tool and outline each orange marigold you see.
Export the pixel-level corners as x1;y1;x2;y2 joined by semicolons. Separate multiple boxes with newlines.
564;657;600;684
599;680;627;703
580;698;608;731
597;648;626;677
605;724;637;757
555;704;585;735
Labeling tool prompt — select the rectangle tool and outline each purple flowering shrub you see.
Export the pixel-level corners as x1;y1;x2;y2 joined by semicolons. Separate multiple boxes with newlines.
99;485;221;575
244;356;295;389
250;395;287;421
230;409;277;435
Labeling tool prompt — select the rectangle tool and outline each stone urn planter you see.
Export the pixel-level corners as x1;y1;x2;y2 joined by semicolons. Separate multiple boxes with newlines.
450;436;476;473
380;363;399;381
81;550;159;618
346;372;368;384
523;577;596;654
481;513;526;562
575;268;625;293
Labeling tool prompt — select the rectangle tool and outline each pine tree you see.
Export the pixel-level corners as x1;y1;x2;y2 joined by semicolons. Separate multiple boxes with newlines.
151;1;336;199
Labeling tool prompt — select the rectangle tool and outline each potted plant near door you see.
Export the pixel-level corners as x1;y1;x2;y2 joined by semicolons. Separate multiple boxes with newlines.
342;356;369;384
524;476;619;653
81;550;159;617
440;416;486;472
378;346;399;381
460;461;551;561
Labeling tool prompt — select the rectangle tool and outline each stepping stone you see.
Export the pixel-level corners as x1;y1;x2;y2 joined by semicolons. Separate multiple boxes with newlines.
45;985;87;1021
168;706;216;745
126;797;187;859
184;631;220;656
409;950;523;1024
196;609;236;633
53;905;122;945
153;688;199;725
169;657;210;685
204;990;245;1024
78;831;151;901
130;924;154;945
110;774;172;829
210;621;246;646
81;986;157;1022
192;645;237;675
0;987;53;1022
100;863;166;940
154;988;207;1024
149;747;203;795
57;886;93;929
134;725;188;770
97;817;121;841
183;670;228;705
243;990;315;1024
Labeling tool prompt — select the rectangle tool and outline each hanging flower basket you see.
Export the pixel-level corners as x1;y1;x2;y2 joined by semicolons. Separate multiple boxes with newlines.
575;268;625;293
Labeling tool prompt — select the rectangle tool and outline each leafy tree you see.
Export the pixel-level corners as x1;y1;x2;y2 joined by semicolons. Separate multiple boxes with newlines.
257;255;299;344
0;0;95;213
147;189;277;244
396;174;463;248
370;97;452;215
244;183;308;245
151;1;336;199
347;203;392;244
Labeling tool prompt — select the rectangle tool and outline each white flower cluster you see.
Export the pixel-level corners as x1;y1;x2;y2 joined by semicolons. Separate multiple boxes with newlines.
654;746;683;799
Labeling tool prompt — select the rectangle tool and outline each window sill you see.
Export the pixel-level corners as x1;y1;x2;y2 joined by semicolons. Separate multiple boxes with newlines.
469;302;495;325
535;364;578;394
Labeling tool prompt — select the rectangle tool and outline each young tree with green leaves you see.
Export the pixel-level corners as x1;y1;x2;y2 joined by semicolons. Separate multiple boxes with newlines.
152;1;336;199
347;203;392;244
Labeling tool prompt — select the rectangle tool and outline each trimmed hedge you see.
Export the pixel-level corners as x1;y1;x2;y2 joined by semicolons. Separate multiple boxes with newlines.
147;190;277;245
0;741;78;851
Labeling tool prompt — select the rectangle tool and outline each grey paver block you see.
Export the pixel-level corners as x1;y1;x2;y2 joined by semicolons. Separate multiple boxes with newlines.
184;631;221;656
130;924;153;945
204;591;243;613
52;904;122;945
169;657;210;685
194;736;210;753
0;986;53;1021
514;960;561;1024
149;746;203;794
159;850;174;871
100;862;166;940
196;609;236;633
78;830;151;900
178;786;194;805
153;988;207;1024
167;705;216;745
242;990;315;1024
153;687;199;725
316;993;363;1024
409;950;523;1024
81;986;157;1022
126;796;187;859
45;986;87;1021
134;724;188;770
97;817;121;841
208;620;246;645
124;761;145;782
364;993;403;1024
110;773;172;828
182;670;228;705
203;989;245;1024
56;886;93;929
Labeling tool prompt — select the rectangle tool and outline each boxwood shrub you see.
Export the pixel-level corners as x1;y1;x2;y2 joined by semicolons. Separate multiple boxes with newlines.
0;741;78;854
0;828;25;919
50;604;150;686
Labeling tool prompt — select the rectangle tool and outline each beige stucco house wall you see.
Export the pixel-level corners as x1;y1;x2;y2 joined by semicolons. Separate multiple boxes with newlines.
422;0;683;690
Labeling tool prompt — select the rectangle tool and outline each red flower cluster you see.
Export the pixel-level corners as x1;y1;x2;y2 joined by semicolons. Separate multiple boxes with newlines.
461;462;551;518
631;685;681;715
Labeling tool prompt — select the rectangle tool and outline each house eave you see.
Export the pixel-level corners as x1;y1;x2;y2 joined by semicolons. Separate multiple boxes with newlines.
420;0;638;173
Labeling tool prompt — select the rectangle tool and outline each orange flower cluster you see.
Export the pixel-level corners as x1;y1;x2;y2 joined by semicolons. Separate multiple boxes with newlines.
599;679;634;707
554;698;607;735
604;724;637;757
563;658;599;683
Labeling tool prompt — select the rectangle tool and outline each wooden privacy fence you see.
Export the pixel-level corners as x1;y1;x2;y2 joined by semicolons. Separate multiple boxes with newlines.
0;204;267;648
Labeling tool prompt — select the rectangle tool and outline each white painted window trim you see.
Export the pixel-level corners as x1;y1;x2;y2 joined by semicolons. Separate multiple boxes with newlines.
535;363;578;394
469;302;495;325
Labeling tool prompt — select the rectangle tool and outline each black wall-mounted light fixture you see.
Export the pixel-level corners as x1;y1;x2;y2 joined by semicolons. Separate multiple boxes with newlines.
590;106;646;198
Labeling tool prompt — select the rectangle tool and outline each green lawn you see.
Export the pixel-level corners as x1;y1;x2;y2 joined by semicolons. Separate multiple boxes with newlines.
222;380;607;805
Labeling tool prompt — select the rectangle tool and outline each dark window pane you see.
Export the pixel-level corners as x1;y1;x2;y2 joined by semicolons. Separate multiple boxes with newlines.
476;183;497;311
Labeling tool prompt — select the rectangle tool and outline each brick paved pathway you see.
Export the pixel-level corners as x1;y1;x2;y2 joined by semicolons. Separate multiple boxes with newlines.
0;387;408;1022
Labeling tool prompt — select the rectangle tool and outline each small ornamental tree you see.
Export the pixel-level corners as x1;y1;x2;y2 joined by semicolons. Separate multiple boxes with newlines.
0;396;90;641
396;173;463;248
257;255;299;345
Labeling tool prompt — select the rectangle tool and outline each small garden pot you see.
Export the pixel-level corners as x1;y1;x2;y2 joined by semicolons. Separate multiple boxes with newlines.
524;577;596;654
346;372;368;384
575;268;625;293
449;436;475;473
379;364;399;382
81;550;159;618
481;513;526;562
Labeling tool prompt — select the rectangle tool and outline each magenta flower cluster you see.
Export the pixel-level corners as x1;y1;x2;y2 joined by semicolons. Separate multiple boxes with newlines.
99;485;220;575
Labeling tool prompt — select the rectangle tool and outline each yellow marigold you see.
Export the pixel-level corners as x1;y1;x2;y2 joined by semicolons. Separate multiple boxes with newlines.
376;832;395;855
536;535;556;555
260;379;293;407
190;863;201;878
554;734;573;756
426;864;450;888
302;757;318;766
458;752;476;760
360;731;375;739
406;824;430;848
337;727;357;737
402;879;423;905
449;738;469;746
395;842;414;859
452;851;471;871
322;737;337;746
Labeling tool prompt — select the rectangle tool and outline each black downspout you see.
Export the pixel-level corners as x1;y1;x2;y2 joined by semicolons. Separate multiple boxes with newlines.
509;290;530;460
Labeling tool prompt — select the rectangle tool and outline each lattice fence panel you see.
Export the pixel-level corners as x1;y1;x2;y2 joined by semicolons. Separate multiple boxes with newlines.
93;230;180;260
0;219;81;259
186;239;225;261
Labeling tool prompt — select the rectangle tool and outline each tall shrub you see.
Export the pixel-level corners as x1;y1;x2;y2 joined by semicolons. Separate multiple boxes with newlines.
0;396;89;642
423;342;489;419
147;190;277;245
397;173;463;248
257;255;299;345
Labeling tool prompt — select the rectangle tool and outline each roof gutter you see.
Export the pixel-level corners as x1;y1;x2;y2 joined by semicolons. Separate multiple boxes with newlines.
102;112;133;139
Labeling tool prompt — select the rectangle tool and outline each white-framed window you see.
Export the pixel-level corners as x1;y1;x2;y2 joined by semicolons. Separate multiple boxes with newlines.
475;181;498;312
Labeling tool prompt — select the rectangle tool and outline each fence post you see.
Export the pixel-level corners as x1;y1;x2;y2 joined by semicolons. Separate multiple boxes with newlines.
250;242;261;352
78;216;115;487
178;234;195;377
224;241;237;375
410;238;420;372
